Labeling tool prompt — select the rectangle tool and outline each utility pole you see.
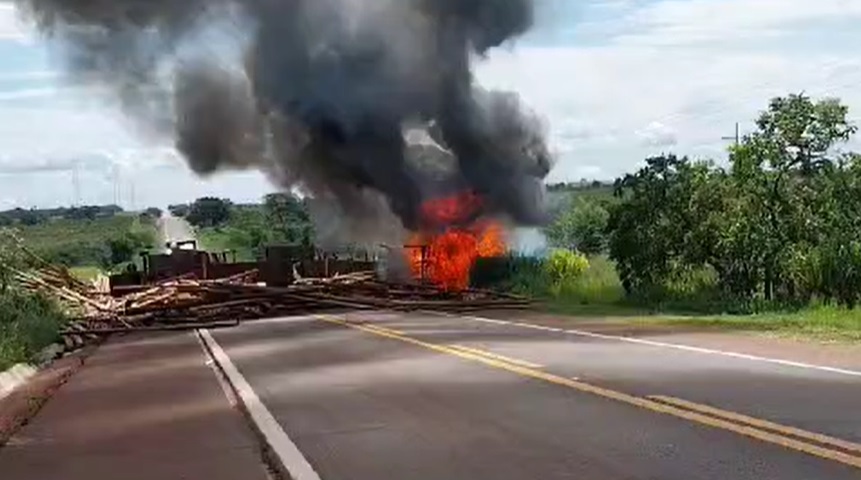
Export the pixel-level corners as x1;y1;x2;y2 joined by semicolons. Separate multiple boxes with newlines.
72;161;81;207
129;181;136;211
721;122;741;146
112;164;120;206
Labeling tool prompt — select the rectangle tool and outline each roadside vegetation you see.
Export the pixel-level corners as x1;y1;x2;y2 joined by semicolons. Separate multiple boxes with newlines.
2;208;158;273
173;194;314;261
0;207;158;370
0;245;66;370
485;93;861;342
0;291;66;371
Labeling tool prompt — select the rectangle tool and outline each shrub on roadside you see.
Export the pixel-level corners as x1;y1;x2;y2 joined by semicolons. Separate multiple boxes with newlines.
546;249;589;285
0;291;66;371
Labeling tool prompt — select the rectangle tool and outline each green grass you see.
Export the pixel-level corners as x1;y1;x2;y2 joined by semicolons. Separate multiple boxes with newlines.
18;215;145;250
0;291;66;371
553;255;626;303
532;255;640;315
198;227;259;262
631;307;861;342
197;205;313;262
517;255;861;342
13;214;157;269
69;266;104;282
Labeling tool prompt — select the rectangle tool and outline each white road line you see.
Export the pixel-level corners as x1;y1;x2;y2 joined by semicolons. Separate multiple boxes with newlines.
194;332;239;408
427;312;861;378
197;329;322;480
240;315;324;325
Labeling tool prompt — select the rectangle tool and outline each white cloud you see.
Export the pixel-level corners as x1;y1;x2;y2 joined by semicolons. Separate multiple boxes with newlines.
476;0;861;180
0;3;33;43
610;0;861;46
636;121;677;147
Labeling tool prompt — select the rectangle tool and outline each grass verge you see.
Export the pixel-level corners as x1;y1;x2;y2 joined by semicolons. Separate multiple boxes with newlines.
69;266;103;282
197;227;258;262
538;302;861;343
631;307;861;343
524;255;860;342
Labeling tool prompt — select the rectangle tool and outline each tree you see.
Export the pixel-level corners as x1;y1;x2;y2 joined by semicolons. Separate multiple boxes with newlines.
168;204;190;218
545;198;609;255
18;209;46;226
606;94;861;309
186;197;231;228
728;94;856;300
66;206;99;221
607;154;724;295
144;207;163;218
263;193;312;244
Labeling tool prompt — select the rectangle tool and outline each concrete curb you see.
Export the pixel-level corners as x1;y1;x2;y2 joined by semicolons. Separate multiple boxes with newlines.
0;343;73;401
0;344;99;447
0;364;38;401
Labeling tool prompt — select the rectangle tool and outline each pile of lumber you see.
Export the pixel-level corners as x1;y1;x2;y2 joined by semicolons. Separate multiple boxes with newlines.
7;251;528;349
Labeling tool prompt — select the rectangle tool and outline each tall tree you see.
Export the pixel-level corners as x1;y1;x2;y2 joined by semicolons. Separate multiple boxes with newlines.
186;197;231;228
729;94;856;300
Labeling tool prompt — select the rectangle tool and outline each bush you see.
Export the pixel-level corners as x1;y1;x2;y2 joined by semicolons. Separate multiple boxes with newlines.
556;255;626;305
0;291;66;370
545;198;610;254
471;255;548;296
546;249;589;284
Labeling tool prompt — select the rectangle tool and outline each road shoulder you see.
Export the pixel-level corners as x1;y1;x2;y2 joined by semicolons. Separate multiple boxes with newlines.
469;310;861;373
0;331;271;480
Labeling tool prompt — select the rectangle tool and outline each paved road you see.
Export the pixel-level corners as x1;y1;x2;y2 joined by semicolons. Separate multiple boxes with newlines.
158;213;195;250
208;310;861;480
0;332;270;480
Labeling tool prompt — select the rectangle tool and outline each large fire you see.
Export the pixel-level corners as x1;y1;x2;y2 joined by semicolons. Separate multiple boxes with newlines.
406;192;506;291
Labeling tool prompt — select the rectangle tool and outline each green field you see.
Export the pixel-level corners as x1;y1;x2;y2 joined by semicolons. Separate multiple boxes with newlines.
13;214;158;271
18;214;148;250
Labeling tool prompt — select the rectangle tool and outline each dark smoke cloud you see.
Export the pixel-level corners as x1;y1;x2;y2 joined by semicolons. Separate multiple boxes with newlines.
16;0;553;241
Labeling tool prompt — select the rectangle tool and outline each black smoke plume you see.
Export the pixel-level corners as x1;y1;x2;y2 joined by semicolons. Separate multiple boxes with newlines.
16;0;553;241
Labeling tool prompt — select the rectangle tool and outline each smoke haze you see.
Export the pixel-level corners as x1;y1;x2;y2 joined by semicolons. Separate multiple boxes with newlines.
16;0;554;244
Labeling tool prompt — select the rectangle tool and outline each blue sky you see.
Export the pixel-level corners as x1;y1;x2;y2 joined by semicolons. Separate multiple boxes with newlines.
2;0;861;210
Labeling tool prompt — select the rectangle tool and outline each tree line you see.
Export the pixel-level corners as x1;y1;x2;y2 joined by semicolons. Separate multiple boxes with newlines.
547;94;861;311
171;194;315;257
0;205;125;226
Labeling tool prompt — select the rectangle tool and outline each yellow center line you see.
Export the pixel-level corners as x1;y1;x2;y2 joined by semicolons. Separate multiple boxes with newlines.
316;314;861;469
361;324;406;336
447;344;544;369
648;395;861;455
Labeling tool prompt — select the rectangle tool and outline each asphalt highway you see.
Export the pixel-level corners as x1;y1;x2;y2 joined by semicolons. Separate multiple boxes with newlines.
207;310;861;480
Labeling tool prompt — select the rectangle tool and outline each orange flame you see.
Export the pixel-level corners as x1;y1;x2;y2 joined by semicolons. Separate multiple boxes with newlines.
406;192;506;291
